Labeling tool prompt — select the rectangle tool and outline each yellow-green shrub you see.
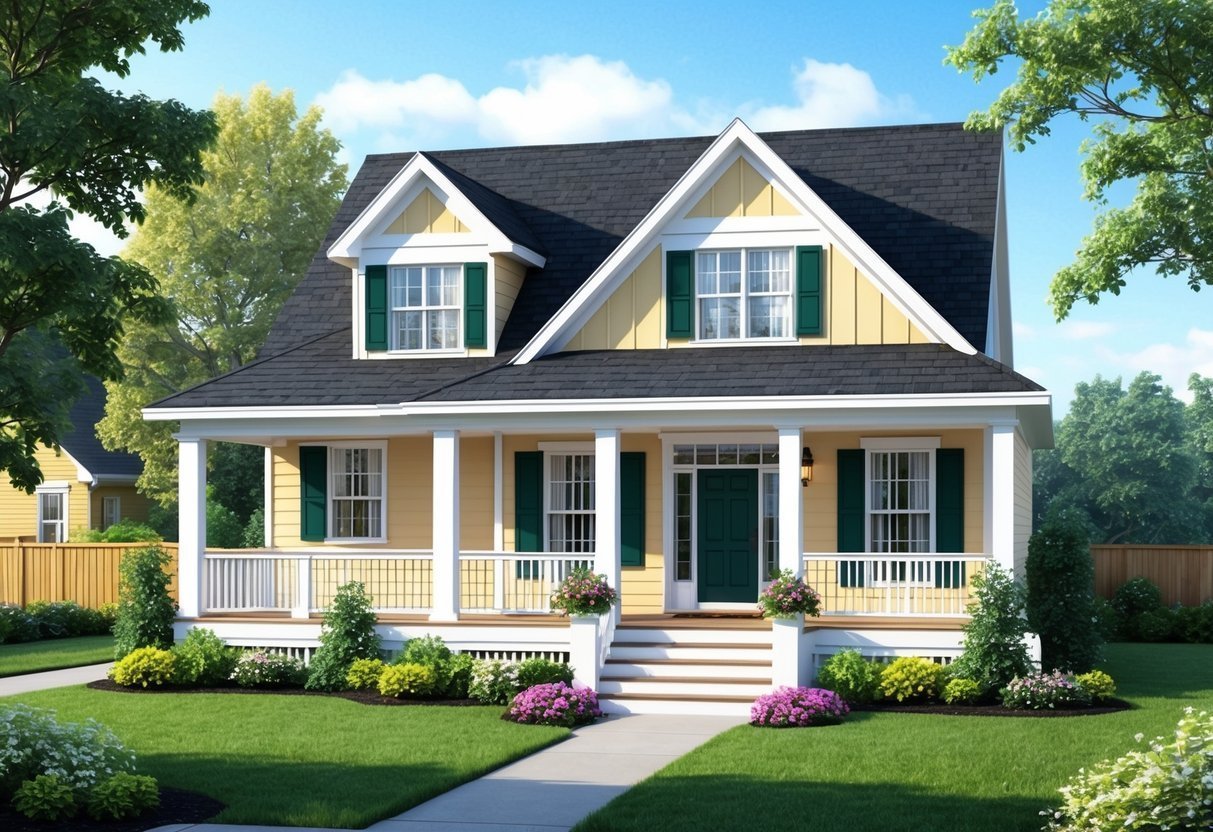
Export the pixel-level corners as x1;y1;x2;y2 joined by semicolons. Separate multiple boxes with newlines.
880;656;944;702
346;658;386;691
110;647;175;688
942;677;982;705
377;663;437;698
1075;670;1116;702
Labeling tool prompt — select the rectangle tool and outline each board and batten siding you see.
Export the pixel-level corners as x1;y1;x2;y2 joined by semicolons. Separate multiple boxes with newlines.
684;157;800;218
1013;429;1033;576
386;187;469;235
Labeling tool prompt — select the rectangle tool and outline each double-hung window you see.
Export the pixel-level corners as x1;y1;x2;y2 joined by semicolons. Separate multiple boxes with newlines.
868;449;932;584
37;487;68;543
389;265;460;351
330;446;385;539
102;496;121;530
547;453;595;553
696;248;792;340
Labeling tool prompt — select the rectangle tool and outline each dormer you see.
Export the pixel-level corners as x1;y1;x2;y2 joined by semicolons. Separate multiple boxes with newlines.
327;153;545;359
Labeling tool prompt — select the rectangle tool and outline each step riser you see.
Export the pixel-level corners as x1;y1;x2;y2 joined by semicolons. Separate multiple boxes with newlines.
599;679;773;697
613;627;770;646
609;646;771;662
603;662;771;680
600;698;752;717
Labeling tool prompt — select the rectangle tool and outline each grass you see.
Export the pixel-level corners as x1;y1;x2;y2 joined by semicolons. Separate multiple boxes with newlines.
576;643;1213;832
0;636;115;677
4;687;567;828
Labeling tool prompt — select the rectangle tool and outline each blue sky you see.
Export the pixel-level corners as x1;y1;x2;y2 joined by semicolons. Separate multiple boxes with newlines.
80;0;1213;414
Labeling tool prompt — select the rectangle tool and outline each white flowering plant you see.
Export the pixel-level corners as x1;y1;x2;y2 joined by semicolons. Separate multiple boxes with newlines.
0;704;135;798
1043;708;1213;831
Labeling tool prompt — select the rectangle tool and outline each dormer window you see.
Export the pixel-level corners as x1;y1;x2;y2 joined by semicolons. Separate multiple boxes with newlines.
696;249;792;340
390;265;461;351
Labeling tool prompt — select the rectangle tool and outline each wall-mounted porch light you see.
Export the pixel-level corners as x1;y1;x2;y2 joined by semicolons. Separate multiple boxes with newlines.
800;447;814;486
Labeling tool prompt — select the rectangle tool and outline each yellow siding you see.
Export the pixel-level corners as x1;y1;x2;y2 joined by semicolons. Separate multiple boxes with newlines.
460;437;494;551
619;433;664;614
493;254;527;346
386;188;469;235
90;486;150;529
0;447;90;540
685;158;798;219
564;247;663;351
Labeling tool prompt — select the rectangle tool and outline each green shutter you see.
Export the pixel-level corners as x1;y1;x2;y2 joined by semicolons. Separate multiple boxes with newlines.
365;265;388;351
837;448;866;587
796;245;823;336
935;448;965;588
666;250;694;338
464;262;487;348
514;451;544;579
621;452;645;567
300;446;328;542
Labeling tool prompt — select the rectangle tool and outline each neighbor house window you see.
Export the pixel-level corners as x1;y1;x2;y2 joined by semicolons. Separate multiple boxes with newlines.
102;496;121;530
36;487;68;543
389;265;460;350
330;446;385;539
696;249;791;340
547;453;595;553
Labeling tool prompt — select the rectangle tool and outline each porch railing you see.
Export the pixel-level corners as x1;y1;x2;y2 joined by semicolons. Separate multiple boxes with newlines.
802;553;989;617
459;551;593;614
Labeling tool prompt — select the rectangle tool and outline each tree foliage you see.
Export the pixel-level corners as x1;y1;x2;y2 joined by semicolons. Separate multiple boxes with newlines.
97;85;346;502
1026;509;1102;672
0;0;216;491
946;0;1213;319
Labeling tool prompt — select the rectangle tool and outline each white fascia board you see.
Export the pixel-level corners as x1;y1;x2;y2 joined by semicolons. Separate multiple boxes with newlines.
513;118;977;364
988;154;1014;366
90;474;139;486
62;448;93;484
326;153;545;269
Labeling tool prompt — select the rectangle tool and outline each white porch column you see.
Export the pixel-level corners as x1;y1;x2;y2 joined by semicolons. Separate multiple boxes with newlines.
777;427;805;576
262;446;274;548
594;429;621;619
431;430;460;622
177;438;207;619
988;422;1017;576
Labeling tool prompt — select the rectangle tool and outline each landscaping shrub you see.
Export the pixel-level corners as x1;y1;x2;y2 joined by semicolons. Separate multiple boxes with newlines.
750;687;849;727
0;704;135;796
942;677;983;705
880;656;944;703
171;628;236;686
345;658;387;690
949;563;1033;693
1075;670;1116;702
1175;601;1213;644
377;662;437;698
113;545;176;659
110;647;176;688
515;657;574;690
73;520;161;543
206;500;245;549
815;649;883;704
1111;576;1164;639
14;774;77;820
757;569;822;619
505;682;601;727
1135;607;1177;642
446;652;475;699
1044;708;1212;831
469;658;520;704
1025;511;1102;672
550;567;618;616
231;650;306;688
86;772;160;821
1091;596;1120;641
0;604;41;643
1001;670;1091;710
306;581;381;691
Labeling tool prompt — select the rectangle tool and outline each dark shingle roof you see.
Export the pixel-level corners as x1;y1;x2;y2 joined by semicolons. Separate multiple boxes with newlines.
260;122;1000;358
62;376;143;478
152;336;1039;410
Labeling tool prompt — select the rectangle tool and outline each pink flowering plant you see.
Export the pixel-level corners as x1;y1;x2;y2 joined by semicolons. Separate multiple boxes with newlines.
758;569;822;619
550;568;618;616
504;682;602;727
750;686;849;727
1001;670;1092;710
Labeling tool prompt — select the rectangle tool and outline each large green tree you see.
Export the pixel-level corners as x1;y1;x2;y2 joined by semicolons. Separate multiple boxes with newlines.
946;0;1213;319
0;0;216;491
98;85;346;502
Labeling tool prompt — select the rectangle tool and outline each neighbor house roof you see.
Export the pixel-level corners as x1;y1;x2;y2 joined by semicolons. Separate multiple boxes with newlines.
261;122;1001;359
62;376;143;479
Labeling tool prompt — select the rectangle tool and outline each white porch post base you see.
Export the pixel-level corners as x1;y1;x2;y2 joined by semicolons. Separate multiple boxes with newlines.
569;615;602;689
431;430;460;622
291;557;311;619
771;615;805;688
177;438;207;620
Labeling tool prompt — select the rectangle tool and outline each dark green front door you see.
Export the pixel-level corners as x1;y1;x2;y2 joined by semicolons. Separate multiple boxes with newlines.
697;469;759;603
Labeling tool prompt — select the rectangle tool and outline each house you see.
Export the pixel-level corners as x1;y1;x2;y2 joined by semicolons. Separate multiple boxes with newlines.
144;120;1052;714
0;375;150;542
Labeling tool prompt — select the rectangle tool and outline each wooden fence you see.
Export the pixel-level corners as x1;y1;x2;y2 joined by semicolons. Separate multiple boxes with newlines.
1091;544;1213;607
0;541;179;608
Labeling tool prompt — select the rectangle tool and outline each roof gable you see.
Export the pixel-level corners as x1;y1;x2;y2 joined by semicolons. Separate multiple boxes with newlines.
62;376;142;480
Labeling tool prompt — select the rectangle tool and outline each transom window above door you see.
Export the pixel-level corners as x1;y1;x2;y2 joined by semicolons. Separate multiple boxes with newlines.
696;249;792;340
389;265;460;351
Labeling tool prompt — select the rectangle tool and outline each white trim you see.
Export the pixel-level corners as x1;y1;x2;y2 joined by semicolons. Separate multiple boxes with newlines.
314;439;389;544
263;446;274;548
178;438;207;619
860;436;941;450
537;441;596;452
513;119;975;364
431;430;460;622
34;483;70;543
493;431;504;552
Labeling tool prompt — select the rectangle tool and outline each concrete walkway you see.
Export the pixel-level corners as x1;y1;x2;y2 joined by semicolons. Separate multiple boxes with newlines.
149;714;743;832
0;661;113;695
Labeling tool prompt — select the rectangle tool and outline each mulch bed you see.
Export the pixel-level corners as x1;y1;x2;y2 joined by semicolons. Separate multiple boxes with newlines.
0;787;224;832
87;678;484;706
851;698;1132;718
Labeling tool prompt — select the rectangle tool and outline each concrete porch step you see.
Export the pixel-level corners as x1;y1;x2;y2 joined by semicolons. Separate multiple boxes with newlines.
599;677;772;697
599;692;755;717
608;643;771;662
612;626;771;645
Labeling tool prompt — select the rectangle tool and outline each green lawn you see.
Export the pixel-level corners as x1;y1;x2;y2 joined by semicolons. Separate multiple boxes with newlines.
576;643;1213;832
5;687;567;828
0;635;115;677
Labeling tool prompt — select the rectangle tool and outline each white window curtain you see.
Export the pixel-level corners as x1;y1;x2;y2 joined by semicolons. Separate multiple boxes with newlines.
547;453;595;553
869;450;930;554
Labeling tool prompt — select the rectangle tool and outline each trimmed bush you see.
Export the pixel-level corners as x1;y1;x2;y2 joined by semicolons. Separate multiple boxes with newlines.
1135;607;1177;642
516;657;574;690
1175;601;1213;643
231;650;305;688
816;649;883;704
1075;670;1116;702
377;663;437;698
750;687;849;727
1111;576;1163;619
469;658;520;705
306;582;381;691
942;677;983;705
171;628;236;686
14;774;76;820
1026;511;1102;672
113;545;176;659
1044;708;1212;831
110;647;176;688
880;657;944;703
949;563;1032;693
0;704;135;795
0;604;39;643
505;682;601;727
1001;670;1091;710
445;652;475;699
87;772;160;821
73;520;161;543
346;658;387;691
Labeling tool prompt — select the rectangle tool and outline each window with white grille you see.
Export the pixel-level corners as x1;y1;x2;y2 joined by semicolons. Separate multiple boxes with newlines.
389;265;461;350
696;249;792;340
547;454;595;553
330;447;385;539
37;489;67;543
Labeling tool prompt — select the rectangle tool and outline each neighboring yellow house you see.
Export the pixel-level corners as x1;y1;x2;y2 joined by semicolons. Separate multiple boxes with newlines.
0;376;149;542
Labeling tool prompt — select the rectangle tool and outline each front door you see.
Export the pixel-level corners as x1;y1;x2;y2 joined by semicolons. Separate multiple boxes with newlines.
697;469;758;603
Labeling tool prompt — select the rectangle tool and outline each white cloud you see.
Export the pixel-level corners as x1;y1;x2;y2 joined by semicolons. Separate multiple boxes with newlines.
1098;328;1213;401
316;71;477;134
745;59;920;132
1057;320;1115;341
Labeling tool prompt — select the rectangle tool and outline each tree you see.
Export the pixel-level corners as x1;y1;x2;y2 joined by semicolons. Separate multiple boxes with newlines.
0;0;216;491
1026;509;1102;672
946;0;1213;319
1187;373;1213;539
98;85;346;503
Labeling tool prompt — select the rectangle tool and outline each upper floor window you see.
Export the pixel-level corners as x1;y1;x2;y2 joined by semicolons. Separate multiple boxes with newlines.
696;249;791;340
390;265;461;351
